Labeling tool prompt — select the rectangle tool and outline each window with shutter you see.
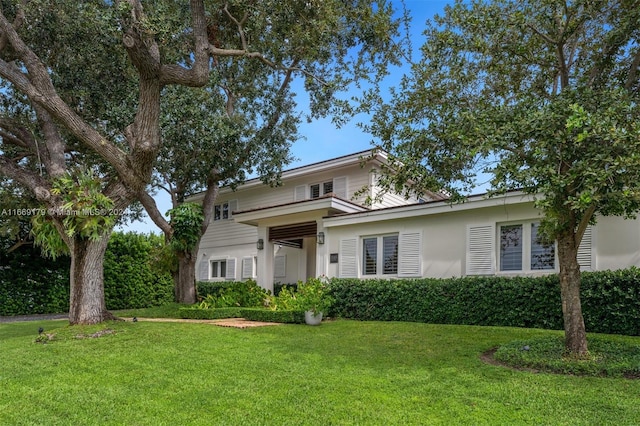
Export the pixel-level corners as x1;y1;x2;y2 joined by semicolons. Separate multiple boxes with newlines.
228;200;238;218
339;238;358;277
466;224;495;275
362;234;398;276
242;257;255;279
577;226;593;271
333;176;347;198
398;232;422;277
225;258;236;280
294;185;306;201
198;260;209;281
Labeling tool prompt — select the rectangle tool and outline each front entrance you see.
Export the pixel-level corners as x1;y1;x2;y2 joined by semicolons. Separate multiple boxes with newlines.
269;222;318;283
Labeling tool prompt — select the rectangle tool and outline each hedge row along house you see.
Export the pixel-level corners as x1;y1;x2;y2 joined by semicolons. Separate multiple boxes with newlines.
189;150;640;293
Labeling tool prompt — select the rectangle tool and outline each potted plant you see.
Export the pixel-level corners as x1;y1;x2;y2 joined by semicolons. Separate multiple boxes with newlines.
296;277;334;325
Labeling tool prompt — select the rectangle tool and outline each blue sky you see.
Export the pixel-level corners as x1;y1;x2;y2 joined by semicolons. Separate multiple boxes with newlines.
120;0;453;234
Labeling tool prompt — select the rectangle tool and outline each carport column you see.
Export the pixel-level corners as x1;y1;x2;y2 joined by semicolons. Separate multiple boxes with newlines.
315;221;328;278
256;226;275;293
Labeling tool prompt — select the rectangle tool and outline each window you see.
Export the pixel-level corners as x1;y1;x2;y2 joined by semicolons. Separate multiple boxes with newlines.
213;200;237;221
530;223;555;270
499;224;523;271
498;222;555;272
310;180;333;199
362;235;398;275
210;260;227;279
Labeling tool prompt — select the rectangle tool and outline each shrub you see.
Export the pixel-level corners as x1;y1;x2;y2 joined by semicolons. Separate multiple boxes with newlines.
0;241;70;315
179;307;243;319
196;281;236;298
103;232;174;310
195;280;269;308
241;308;305;324
0;232;174;315
328;269;640;336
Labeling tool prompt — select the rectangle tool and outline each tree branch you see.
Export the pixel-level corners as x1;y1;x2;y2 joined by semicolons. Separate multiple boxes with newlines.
575;203;596;247
0;155;53;204
137;189;172;236
625;47;640;91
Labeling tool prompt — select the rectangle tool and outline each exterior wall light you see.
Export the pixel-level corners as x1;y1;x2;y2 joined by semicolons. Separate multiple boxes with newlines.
317;232;325;245
257;239;264;250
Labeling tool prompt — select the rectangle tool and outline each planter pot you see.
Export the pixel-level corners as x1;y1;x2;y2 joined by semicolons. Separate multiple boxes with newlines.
304;310;323;325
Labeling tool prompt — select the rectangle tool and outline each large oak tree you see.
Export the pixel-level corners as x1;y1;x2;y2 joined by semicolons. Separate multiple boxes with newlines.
0;0;406;323
367;0;640;356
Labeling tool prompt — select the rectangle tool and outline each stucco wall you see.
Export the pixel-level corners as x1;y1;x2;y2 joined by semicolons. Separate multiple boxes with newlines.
323;201;640;279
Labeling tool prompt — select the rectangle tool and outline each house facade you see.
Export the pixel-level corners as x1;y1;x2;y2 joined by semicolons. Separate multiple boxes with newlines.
192;150;640;292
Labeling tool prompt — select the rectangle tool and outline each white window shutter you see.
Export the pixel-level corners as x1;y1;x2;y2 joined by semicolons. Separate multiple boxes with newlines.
398;232;422;277
294;185;307;201
577;226;593;271
333;176;348;198
225;258;236;280
198;260;209;281
241;257;254;279
466;224;495;275
339;238;358;278
274;255;287;278
228;199;238;218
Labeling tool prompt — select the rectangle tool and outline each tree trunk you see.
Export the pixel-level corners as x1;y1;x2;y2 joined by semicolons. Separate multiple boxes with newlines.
556;231;588;357
68;235;115;325
175;250;197;304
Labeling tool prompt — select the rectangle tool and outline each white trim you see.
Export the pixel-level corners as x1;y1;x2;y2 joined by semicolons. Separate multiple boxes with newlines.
324;192;536;227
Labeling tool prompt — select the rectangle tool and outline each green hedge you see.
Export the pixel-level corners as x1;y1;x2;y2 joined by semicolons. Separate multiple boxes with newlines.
196;281;237;298
328;268;640;336
0;241;70;315
104;232;174;310
240;308;305;324
179;307;244;319
0;232;174;315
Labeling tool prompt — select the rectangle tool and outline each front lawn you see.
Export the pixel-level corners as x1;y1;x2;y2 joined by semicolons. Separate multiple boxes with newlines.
0;319;638;425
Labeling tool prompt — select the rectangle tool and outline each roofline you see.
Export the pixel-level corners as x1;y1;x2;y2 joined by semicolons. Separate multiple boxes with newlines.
186;149;386;203
232;195;368;226
322;191;537;227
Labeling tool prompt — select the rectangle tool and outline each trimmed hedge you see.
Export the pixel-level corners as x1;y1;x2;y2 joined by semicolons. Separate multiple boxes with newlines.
0;232;174;315
241;308;305;324
0;243;70;316
103;232;174;310
179;307;244;319
328;269;640;336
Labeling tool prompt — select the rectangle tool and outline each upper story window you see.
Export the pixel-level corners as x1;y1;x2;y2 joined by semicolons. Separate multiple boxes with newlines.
310;180;333;199
213;200;237;221
499;222;555;272
362;234;399;276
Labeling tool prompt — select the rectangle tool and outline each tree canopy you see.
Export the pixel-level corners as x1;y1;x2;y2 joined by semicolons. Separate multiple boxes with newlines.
367;0;640;355
0;0;407;323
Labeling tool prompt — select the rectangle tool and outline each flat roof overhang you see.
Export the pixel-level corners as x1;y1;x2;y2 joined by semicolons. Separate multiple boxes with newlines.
232;196;368;227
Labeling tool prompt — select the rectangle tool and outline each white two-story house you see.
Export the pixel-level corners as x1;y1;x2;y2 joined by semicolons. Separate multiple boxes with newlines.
191;149;640;293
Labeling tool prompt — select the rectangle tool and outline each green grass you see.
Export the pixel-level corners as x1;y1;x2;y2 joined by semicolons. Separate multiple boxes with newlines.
1;319;639;425
495;335;640;377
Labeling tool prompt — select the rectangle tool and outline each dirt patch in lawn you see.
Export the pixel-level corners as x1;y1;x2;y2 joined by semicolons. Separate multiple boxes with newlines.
121;317;282;329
